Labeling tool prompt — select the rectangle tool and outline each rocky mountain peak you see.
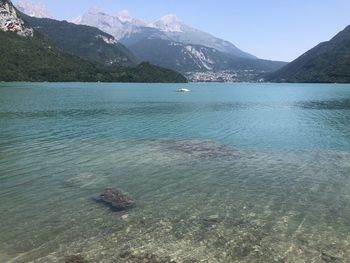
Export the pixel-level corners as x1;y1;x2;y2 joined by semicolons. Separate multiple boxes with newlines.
118;10;132;23
150;14;183;32
73;7;256;59
0;0;33;37
16;0;51;18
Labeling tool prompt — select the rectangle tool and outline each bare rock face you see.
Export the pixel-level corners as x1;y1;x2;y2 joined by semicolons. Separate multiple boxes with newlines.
96;188;135;210
0;0;33;37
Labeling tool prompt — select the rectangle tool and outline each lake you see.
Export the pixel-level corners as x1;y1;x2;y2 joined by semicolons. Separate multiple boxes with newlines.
1;82;350;262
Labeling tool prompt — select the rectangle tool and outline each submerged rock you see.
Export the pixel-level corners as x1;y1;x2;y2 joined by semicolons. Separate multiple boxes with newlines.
96;188;135;210
118;250;198;263
159;139;242;160
321;251;341;262
64;255;88;263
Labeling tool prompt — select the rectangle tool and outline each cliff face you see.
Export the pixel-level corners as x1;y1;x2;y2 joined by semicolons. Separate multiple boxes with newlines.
0;0;33;37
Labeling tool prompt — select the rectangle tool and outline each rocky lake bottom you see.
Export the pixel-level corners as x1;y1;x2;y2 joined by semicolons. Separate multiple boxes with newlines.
1;83;350;262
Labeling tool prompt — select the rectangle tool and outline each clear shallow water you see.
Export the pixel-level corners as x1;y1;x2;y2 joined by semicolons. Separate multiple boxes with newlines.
1;83;350;262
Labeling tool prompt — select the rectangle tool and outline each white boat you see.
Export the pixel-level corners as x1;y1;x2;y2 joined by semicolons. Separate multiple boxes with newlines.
177;88;190;92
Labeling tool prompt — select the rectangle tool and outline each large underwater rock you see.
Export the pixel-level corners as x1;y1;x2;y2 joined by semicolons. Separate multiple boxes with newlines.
161;139;241;159
64;255;88;263
118;250;199;263
96;188;135;210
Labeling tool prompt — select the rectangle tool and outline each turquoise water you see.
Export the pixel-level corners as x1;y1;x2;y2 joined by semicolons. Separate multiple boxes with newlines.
1;82;350;262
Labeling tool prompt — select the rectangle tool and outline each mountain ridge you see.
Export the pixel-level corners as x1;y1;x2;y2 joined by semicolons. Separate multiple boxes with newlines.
16;0;51;18
268;25;350;83
22;14;139;66
128;38;287;74
0;0;187;83
75;8;256;60
16;3;288;81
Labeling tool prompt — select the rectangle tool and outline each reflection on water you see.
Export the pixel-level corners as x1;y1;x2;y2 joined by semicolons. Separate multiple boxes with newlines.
1;83;350;262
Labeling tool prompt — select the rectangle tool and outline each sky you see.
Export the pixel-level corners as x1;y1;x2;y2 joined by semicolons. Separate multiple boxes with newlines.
14;0;350;62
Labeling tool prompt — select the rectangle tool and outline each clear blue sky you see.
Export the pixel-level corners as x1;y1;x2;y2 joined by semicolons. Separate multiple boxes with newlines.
16;0;350;62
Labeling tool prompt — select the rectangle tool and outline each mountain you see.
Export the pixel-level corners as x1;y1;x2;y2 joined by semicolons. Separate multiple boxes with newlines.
77;8;147;40
22;14;138;66
128;38;286;73
16;0;51;18
0;0;33;36
0;30;186;82
268;25;350;83
0;0;187;83
77;9;255;59
75;9;286;77
148;14;256;59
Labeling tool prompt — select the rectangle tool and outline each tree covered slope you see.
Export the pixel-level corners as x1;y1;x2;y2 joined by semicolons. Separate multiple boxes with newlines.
22;14;138;66
0;31;187;82
268;25;350;83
